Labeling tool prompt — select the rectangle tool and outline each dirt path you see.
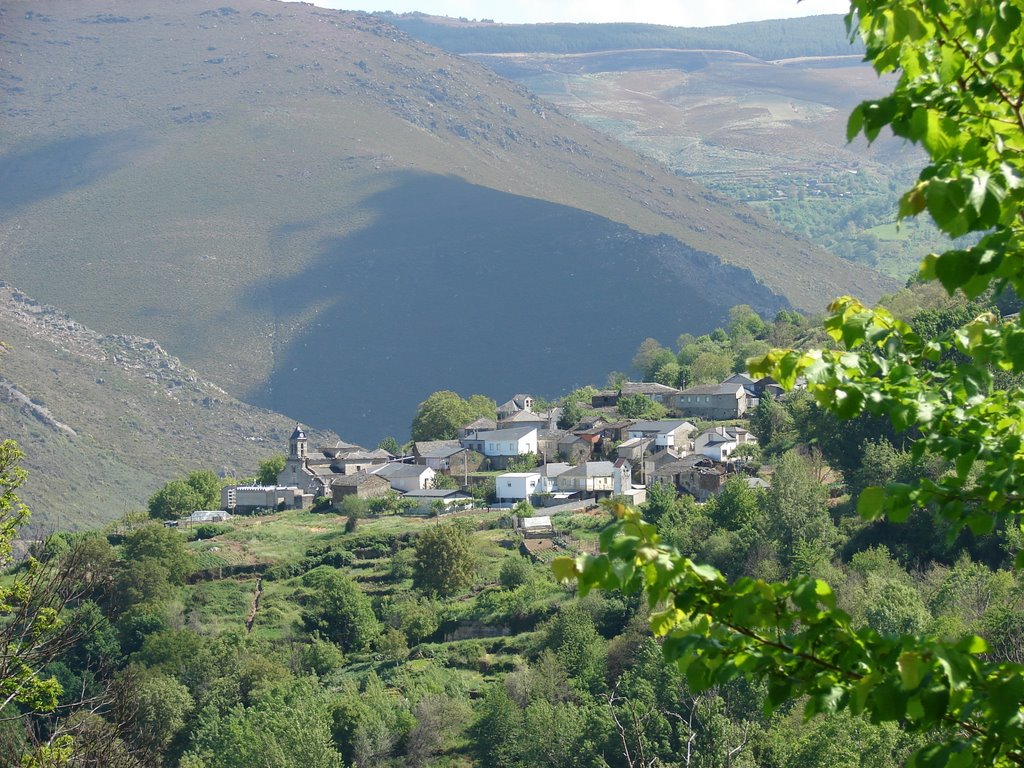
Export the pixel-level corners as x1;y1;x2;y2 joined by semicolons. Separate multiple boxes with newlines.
245;577;263;633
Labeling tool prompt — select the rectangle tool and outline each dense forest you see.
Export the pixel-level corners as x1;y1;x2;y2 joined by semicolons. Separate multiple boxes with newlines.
2;286;1022;767
6;1;1024;765
382;14;862;59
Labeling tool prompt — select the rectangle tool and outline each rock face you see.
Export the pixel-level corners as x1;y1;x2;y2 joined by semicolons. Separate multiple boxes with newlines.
0;282;334;531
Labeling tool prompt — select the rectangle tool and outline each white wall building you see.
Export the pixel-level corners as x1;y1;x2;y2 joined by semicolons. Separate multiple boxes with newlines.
495;472;542;502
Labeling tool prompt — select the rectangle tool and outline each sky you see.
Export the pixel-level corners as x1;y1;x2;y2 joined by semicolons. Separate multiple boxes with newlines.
294;0;851;28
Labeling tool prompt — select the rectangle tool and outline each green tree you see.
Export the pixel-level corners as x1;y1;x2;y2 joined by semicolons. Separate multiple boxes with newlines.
499;555;535;590
411;391;495;441
300;568;381;652
728;304;768;339
430;472;458;490
765;451;837;565
653;360;683;387
122;524;195;585
0;442;71;717
631;338;674;380
558;1;1024;763
471;683;524;767
257;454;286;485
184;677;343;768
129;671;195;756
186;469;221;509
377;436;401;456
147;479;204;521
330;673;414;767
617;393;666;420
689;350;733;384
544;603;606;694
298;635;346;677
412;524;477;597
558;398;585;429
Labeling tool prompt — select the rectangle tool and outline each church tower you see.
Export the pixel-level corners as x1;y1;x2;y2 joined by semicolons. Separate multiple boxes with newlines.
289;425;308;460
280;425;309;488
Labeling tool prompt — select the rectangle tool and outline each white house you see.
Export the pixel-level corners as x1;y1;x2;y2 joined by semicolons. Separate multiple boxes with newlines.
555;459;631;497
694;425;758;462
495;472;542;502
222;484;309;513
401;488;474;513
626;420;696;452
370;462;436;492
536;462;572;494
461;427;538;459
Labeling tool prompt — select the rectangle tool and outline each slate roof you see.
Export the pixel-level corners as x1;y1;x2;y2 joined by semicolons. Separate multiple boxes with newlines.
539;462;571;478
401;488;472;499
652;456;717;475
501;410;548;424
471;426;536;441
332;450;384;462
560;461;617;479
462;417;498;432
620;381;681;395
723;373;757;386
629;420;696;434
308;464;343;478
680;383;744;396
414;440;465;459
371;463;432;479
331;472;388;488
699;425;751;442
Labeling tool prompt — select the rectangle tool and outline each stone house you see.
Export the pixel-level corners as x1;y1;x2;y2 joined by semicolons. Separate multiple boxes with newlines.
331;472;391;501
554;459;631;498
675;383;750;419
370;462;436;492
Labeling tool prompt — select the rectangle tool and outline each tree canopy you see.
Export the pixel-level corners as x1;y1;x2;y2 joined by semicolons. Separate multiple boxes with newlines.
557;2;1024;765
147;470;221;521
411;391;496;441
413;523;478;597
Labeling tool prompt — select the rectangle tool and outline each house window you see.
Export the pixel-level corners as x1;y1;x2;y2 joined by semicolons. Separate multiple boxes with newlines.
507;481;512;487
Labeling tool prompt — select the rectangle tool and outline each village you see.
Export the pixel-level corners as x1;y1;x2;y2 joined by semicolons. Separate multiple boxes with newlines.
206;373;790;559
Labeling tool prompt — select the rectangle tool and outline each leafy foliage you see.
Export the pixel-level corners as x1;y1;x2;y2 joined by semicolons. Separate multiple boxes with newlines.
616;393;667;420
413;523;478;597
558;2;1024;765
256;455;286;486
411;391;496;441
300;568;381;652
147;470;221;521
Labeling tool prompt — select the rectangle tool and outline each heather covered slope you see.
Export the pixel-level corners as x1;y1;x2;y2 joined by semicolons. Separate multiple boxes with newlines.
0;1;891;443
0;283;335;531
389;14;949;277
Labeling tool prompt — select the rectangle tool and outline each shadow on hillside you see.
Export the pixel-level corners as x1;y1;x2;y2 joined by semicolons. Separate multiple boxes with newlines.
253;171;788;444
0;130;149;218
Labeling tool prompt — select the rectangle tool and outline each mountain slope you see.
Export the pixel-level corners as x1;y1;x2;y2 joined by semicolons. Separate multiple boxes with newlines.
0;282;334;531
0;1;894;443
385;14;949;277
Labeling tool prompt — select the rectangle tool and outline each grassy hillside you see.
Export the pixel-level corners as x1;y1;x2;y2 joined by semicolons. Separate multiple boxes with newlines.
0;283;334;531
0;0;893;445
383;14;861;59
391;14;955;277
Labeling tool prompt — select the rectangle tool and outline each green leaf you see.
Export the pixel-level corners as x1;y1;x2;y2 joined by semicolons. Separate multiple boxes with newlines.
898;651;927;690
847;103;865;142
857;486;886;520
933;250;978;293
649;607;684;637
550;557;578;584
